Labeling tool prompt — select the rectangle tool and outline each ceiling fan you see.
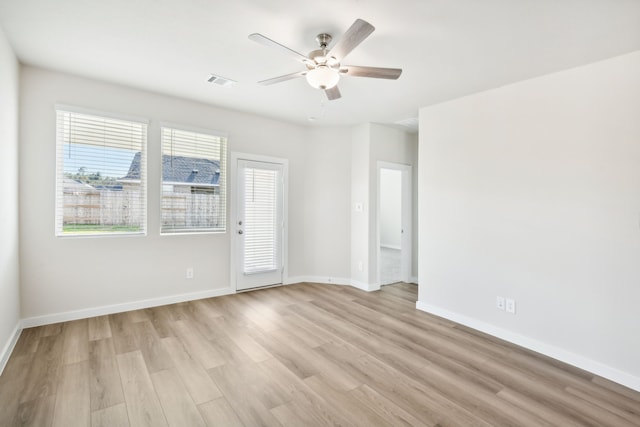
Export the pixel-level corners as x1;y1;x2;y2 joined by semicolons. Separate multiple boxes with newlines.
249;19;402;101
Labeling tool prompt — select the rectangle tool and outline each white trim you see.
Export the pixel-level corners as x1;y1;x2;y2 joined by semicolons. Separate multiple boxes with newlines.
332;278;354;286
55;231;147;239
376;162;412;287
159;230;225;236
158;125;228;236
408;276;419;284
55;108;149;238
159;121;228;139
415;300;640;392
54;103;149;124
283;276;306;285
285;276;352;286
21;287;234;328
230;152;288;165
380;280;398;286
351;280;381;292
230;152;289;292
284;276;380;292
0;324;22;376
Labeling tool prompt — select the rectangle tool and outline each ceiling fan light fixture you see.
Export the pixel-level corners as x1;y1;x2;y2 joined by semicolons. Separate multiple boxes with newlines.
306;65;340;90
250;19;401;101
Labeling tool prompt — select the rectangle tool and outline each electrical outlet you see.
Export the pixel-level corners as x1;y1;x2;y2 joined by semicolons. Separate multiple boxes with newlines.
506;298;516;314
496;296;505;310
186;268;194;279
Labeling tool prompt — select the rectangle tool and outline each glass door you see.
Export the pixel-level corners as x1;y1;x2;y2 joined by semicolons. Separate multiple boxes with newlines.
236;160;284;290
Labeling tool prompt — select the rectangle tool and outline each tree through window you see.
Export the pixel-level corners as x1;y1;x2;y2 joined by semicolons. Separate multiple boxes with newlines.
55;108;147;236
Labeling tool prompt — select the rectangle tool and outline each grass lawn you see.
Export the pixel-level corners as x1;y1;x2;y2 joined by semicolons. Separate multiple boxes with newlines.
63;224;142;233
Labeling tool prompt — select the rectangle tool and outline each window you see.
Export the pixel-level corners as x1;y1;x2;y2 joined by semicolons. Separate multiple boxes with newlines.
55;107;147;236
161;126;227;233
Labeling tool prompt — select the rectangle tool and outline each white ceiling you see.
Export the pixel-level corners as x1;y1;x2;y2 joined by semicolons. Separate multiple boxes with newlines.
1;0;639;128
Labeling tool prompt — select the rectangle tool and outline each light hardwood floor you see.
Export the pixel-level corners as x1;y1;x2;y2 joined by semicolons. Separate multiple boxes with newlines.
1;282;639;426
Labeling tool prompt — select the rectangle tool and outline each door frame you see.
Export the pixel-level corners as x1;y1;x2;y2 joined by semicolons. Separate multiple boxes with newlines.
230;152;289;292
376;161;412;285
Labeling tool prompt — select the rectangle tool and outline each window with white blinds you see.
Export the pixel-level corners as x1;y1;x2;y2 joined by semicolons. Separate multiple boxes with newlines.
55;108;147;236
161;126;227;233
242;166;281;274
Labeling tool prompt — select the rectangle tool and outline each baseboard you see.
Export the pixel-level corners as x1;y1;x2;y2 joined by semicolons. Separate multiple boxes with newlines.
285;275;351;286
21;287;235;328
285;276;380;292
416;300;640;392
0;324;22;376
18;275;386;329
349;280;380;292
408;276;418;284
283;276;303;285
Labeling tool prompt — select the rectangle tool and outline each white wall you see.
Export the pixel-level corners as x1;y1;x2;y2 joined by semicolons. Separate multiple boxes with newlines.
0;26;21;370
419;51;640;389
349;123;418;287
350;124;371;286
19;66;308;320
16;65;420;324
368;124;418;283
303;127;352;282
379;168;402;248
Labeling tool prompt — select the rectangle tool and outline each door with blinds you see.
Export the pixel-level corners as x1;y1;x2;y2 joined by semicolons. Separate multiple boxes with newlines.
236;160;284;290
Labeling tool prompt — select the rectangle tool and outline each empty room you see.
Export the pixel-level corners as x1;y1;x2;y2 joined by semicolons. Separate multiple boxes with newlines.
1;0;639;425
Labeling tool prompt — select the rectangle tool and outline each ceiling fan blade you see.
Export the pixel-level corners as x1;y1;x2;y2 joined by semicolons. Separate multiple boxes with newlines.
341;65;402;79
325;86;341;101
328;19;375;61
249;33;312;65
258;71;307;85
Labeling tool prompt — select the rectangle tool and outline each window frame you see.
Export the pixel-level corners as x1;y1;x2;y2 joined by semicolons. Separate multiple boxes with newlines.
159;122;228;235
54;105;149;238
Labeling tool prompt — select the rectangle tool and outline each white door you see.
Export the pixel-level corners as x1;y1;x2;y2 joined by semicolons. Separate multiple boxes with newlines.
235;159;284;290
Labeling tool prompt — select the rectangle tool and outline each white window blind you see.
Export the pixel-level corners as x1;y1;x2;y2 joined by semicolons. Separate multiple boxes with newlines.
243;166;281;274
161;126;227;233
55;109;147;236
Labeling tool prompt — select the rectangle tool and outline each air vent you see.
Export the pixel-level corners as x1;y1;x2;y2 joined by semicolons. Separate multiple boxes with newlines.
207;74;237;87
394;117;419;133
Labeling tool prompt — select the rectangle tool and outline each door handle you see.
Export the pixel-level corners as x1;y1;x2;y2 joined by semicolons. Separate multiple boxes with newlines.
238;230;244;235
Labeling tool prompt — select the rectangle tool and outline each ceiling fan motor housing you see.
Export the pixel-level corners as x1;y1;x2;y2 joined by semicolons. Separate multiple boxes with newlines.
311;33;340;68
315;33;332;48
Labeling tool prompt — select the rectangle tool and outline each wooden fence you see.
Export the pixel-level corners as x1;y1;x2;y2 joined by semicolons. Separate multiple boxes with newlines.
161;193;221;228
63;190;221;228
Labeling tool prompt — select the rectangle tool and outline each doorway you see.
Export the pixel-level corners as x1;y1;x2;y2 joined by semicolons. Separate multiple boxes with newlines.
232;154;287;291
377;162;412;285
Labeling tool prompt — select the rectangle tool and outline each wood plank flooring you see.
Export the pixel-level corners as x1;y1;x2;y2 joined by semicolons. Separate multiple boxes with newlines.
1;282;639;426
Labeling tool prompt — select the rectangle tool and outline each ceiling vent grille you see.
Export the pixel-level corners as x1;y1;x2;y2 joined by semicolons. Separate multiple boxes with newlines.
207;74;237;87
394;117;419;133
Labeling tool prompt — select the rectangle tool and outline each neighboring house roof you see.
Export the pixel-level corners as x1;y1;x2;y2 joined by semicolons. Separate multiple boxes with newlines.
63;178;99;194
63;178;123;192
122;152;220;186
